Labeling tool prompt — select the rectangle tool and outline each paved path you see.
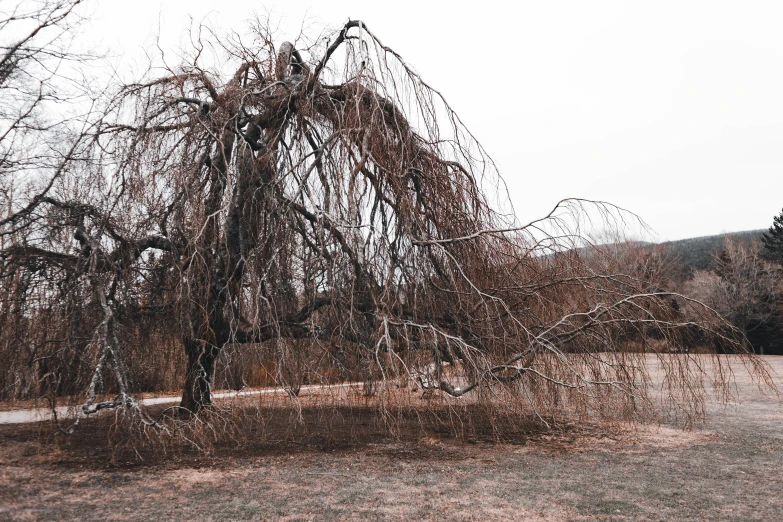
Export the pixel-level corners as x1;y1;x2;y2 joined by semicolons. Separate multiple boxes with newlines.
0;382;363;425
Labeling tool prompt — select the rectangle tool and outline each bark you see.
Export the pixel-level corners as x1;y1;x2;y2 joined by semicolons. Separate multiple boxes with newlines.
180;338;220;413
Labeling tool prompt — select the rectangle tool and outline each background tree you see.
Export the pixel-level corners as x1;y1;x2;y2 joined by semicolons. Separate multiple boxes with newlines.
0;0;92;224
0;0;103;401
0;17;769;435
762;208;783;264
684;239;782;354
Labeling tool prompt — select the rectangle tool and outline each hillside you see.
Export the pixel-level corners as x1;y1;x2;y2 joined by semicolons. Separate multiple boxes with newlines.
659;229;766;273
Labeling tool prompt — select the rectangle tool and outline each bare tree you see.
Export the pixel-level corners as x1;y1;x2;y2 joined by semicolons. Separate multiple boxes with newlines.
0;0;106;403
685;239;782;353
0;17;769;435
0;0;93;226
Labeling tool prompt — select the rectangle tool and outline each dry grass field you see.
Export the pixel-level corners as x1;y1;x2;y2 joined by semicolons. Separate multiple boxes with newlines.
1;355;782;521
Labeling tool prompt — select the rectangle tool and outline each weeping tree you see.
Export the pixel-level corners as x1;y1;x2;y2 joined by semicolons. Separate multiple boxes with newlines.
0;17;769;429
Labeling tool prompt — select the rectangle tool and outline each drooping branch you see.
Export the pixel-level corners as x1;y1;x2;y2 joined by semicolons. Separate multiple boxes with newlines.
0;13;769;431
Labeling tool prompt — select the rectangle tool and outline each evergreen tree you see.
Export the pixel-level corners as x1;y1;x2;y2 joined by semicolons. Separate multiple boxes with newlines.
761;208;783;263
713;249;734;281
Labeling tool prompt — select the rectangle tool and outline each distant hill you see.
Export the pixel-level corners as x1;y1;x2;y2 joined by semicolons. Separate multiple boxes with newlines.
659;229;766;273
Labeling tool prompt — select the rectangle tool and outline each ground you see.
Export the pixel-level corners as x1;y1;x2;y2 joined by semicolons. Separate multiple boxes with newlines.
0;356;781;521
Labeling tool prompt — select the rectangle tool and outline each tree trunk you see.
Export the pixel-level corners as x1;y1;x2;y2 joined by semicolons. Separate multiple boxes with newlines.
180;338;220;413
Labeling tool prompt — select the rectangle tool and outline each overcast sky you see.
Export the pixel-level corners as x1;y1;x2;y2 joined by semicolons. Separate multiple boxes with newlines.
87;0;783;242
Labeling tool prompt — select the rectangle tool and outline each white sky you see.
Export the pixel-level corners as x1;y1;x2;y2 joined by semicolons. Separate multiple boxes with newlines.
86;0;783;241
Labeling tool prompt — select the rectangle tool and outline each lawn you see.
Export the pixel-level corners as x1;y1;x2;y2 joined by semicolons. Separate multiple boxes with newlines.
1;356;781;521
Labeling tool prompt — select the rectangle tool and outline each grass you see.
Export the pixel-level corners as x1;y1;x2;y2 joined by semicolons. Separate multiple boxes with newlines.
0;356;781;521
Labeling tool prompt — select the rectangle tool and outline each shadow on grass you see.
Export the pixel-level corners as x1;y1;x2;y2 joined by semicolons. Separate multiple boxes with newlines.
0;403;605;470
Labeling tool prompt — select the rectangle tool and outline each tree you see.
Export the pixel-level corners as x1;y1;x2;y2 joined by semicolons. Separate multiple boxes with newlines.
0;0;93;222
762;208;783;264
0;17;768;435
0;0;103;403
686;239;782;354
